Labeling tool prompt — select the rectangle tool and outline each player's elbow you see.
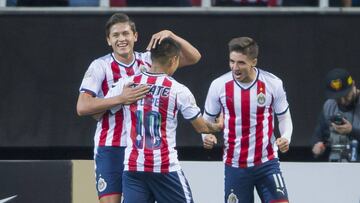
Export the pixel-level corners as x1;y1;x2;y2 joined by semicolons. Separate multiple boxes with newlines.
76;104;89;116
191;52;201;65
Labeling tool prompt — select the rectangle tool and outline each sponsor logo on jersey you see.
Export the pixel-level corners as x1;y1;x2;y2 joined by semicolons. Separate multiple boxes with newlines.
97;177;107;192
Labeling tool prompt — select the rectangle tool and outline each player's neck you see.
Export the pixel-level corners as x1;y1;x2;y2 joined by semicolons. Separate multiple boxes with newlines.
113;52;134;65
148;65;167;75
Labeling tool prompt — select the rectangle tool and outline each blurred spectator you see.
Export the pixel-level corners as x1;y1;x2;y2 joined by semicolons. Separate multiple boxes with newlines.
311;69;360;162
16;0;68;6
213;0;281;7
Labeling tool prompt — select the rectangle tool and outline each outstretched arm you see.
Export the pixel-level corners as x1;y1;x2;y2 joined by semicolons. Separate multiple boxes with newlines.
191;114;223;134
146;30;201;67
76;83;149;116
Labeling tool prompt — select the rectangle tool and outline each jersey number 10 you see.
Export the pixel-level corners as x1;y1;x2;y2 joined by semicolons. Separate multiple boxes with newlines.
135;110;162;150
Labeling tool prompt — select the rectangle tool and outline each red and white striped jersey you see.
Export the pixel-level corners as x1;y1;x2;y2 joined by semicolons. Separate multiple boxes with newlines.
204;68;289;168
79;52;151;149
107;71;201;173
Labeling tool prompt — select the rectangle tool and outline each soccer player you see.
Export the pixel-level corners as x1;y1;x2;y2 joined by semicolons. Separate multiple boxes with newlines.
105;37;223;203
202;37;293;203
76;13;201;203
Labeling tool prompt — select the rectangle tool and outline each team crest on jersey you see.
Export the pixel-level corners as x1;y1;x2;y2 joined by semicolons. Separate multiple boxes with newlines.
257;92;266;107
97;177;107;192
227;189;239;203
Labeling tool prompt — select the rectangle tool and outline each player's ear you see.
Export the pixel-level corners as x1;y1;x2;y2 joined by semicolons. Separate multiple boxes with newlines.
106;37;111;46
134;32;138;42
251;58;258;67
171;55;179;66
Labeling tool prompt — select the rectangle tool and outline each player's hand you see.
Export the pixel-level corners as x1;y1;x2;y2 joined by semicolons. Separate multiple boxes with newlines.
312;141;326;157
118;82;149;105
331;118;352;135
203;134;217;149
146;30;174;50
276;137;289;153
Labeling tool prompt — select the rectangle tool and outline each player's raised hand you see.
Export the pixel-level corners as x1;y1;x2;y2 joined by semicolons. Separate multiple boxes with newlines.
203;134;217;149
276;137;289;153
118;82;149;105
146;30;174;50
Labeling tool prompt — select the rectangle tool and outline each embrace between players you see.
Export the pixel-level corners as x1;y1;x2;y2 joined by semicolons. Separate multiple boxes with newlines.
77;13;292;203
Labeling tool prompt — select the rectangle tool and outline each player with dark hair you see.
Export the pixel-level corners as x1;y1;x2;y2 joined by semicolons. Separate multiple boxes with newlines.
203;36;293;203
105;37;223;203
77;13;201;203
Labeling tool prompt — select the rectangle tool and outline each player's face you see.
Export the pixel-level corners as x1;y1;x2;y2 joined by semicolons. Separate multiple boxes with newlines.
107;22;138;62
229;51;257;83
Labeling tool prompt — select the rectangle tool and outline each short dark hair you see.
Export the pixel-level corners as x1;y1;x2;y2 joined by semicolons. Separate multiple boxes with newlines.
105;13;136;37
151;38;181;65
228;37;258;59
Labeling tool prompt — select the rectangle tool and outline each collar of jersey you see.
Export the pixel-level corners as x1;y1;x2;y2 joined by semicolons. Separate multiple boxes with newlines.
143;71;167;77
111;53;136;68
233;67;259;90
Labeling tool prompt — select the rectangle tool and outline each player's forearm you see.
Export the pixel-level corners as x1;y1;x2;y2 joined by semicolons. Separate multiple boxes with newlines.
277;110;293;143
205;120;222;133
172;34;201;67
76;93;123;116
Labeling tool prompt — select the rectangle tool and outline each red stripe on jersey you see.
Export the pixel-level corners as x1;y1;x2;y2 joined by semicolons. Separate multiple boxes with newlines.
99;112;109;146
239;89;250;168
125;66;135;76
136;59;144;67
160;78;172;173
99;76;110;146
111;61;121;81
112;110;124;146
143;76;157;172
128;75;143;171
254;81;266;165
111;61;122;146
225;81;236;165
101;76;109;96
266;97;275;160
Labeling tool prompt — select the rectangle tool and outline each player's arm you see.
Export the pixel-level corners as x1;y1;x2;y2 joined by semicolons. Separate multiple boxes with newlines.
276;109;293;153
201;80;223;149
146;30;201;67
273;79;293;153
190;115;223;134
76;83;149;116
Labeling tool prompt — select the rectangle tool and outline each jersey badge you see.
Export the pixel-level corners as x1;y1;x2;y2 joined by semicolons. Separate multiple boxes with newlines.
97;177;107;192
227;189;239;203
257;92;266;107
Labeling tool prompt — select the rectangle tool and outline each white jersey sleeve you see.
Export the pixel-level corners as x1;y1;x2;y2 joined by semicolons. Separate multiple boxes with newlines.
273;79;289;115
79;60;105;96
177;85;201;120
203;80;222;123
